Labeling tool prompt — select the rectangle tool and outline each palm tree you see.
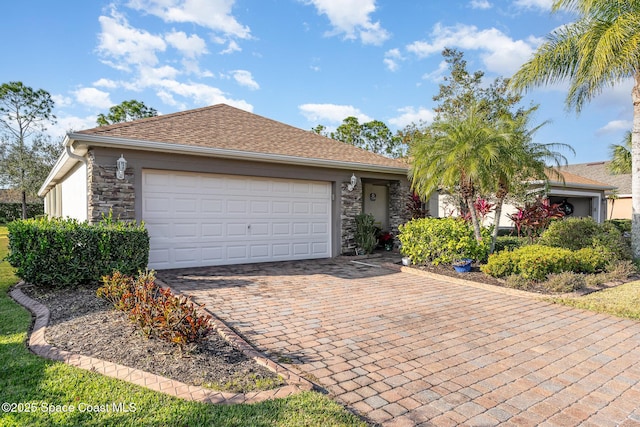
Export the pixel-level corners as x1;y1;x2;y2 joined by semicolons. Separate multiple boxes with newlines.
409;102;511;241
510;0;640;257
486;113;572;253
609;131;632;175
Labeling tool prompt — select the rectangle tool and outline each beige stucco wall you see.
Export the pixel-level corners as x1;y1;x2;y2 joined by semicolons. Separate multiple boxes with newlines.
608;197;632;220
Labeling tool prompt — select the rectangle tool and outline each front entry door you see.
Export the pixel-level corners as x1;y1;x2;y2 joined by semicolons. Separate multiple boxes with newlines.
363;183;389;231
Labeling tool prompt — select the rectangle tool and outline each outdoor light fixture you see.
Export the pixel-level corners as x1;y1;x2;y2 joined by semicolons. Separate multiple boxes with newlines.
116;154;127;180
347;173;358;191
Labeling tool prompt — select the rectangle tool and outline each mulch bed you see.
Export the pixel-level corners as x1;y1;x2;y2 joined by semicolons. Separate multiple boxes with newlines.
20;284;283;393
408;262;631;295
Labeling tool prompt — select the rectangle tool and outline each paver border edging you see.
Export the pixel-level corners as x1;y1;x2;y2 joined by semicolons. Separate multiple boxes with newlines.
382;262;544;299
9;282;312;405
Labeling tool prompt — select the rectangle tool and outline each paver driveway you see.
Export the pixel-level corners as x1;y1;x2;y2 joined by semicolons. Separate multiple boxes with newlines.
160;259;640;426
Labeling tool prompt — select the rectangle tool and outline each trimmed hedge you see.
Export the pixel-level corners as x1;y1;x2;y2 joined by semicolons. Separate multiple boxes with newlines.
481;244;610;281
398;217;491;265
6;217;149;287
0;202;44;223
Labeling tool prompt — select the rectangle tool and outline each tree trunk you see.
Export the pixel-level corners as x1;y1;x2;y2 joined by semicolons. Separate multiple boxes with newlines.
465;195;483;241
490;196;505;254
632;72;640;258
21;189;27;220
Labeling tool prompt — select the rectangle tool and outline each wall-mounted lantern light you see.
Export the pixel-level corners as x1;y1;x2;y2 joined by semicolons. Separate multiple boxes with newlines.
347;173;357;191
116;154;127;180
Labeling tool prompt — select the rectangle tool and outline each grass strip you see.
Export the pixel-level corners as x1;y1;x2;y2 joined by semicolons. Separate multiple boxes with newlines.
550;280;640;320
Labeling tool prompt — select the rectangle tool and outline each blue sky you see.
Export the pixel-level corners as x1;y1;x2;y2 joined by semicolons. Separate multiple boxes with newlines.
1;0;633;164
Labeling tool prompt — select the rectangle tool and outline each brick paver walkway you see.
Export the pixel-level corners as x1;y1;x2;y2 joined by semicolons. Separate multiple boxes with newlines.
161;259;640;426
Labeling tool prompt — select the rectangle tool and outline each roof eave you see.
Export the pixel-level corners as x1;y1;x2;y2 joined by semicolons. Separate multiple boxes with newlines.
68;133;409;175
528;179;616;191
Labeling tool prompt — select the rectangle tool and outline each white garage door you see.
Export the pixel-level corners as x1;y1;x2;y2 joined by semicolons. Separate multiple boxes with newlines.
142;170;332;269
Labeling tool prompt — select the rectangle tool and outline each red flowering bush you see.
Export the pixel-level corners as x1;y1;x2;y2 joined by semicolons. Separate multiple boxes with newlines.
98;270;212;347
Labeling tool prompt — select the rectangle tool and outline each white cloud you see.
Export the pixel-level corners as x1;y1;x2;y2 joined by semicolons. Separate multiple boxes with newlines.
302;0;390;45
422;60;449;82
406;23;539;75
470;0;492;9
514;0;554;11
597;120;632;135
51;94;73;108
384;48;403;72
127;0;251;39
231;70;259;90
73;87;113;109
154;79;253;111
52;115;100;135
389;107;434;128
93;78;119;89
97;10;166;69
220;40;241;55
298;103;372;123
165;30;207;58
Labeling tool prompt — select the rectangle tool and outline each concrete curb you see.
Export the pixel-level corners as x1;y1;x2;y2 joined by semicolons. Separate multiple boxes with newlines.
10;282;313;405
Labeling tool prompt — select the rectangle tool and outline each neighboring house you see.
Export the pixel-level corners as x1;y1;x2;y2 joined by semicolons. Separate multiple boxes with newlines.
562;161;631;220
438;169;614;226
38;104;414;269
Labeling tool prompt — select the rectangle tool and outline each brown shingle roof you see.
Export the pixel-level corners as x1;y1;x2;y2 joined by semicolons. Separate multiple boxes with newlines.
551;169;614;188
562;161;631;194
76;104;406;170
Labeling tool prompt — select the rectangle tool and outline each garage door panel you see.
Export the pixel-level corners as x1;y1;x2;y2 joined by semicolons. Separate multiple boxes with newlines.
143;170;331;268
145;197;171;214
227;223;248;236
202;246;224;262
272;201;290;214
272;223;290;236
174;223;198;238
293;223;310;235
293;202;310;214
227;245;248;259
202;223;223;237
312;242;329;255
250;223;269;236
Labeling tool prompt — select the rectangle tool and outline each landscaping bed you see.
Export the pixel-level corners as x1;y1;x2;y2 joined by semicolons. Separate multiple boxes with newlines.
406;261;634;295
20;283;284;393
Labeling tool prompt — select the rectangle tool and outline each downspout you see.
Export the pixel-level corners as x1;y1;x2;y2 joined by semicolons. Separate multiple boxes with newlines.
66;143;89;221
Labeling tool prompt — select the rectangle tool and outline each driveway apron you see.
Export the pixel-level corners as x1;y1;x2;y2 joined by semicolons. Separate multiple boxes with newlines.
160;259;640;426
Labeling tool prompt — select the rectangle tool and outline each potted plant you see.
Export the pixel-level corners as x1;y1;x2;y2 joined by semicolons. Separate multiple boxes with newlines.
452;258;473;273
355;213;377;255
378;231;394;251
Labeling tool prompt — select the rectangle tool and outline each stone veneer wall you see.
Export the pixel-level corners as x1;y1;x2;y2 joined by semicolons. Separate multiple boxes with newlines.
340;177;363;254
389;179;412;239
87;150;135;223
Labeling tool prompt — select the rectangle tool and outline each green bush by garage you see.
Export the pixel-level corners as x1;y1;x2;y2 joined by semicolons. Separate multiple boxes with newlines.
6;217;149;288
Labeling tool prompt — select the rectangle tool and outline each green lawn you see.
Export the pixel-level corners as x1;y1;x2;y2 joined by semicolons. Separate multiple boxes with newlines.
0;226;366;427
551;280;640;320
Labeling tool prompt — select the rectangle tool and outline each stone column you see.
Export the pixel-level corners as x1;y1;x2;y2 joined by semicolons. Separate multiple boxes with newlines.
340;177;363;254
87;150;135;223
389;179;412;236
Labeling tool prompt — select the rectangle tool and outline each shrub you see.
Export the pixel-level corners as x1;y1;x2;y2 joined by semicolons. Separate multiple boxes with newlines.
0;202;44;223
544;272;586;293
398;217;490;265
493;235;527;253
606;219;631;235
481;244;609;281
538;217;631;260
6;217;149;287
355;213;377;254
98;270;213;347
